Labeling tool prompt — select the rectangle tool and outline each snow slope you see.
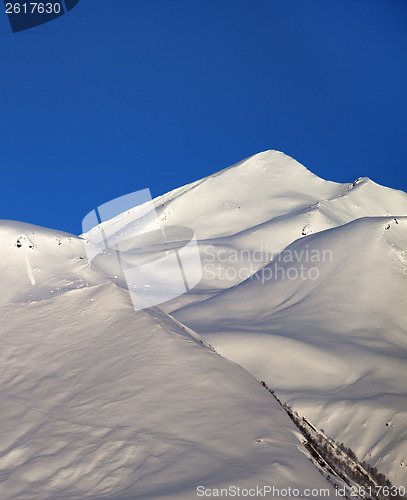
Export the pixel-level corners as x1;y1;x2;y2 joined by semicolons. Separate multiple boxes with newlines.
176;216;407;485
0;221;335;499
2;149;406;498
167;152;407;486
87;150;407;486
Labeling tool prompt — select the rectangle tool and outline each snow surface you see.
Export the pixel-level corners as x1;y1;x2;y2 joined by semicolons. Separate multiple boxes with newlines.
175;216;407;486
88;150;407;486
1;149;407;498
0;219;335;498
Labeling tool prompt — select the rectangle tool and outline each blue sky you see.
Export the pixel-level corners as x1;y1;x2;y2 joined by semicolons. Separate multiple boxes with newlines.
0;0;406;234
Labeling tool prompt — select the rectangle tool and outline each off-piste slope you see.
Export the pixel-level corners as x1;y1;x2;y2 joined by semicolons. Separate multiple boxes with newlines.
175;216;407;485
81;150;407;485
0;221;336;499
87;150;349;246
153;151;407;486
86;150;407;310
2;149;407;497
94;150;407;244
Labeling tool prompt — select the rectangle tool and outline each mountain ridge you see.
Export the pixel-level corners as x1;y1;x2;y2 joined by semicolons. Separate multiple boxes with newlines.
1;150;406;496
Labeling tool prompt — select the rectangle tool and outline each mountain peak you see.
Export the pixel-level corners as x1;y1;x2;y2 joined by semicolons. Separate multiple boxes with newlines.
148;150;348;239
206;149;337;189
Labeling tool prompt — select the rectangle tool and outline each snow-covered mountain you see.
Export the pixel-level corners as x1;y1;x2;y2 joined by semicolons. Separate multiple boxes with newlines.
1;150;406;498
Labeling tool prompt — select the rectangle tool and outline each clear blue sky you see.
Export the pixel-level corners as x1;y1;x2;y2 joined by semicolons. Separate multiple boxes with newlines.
1;0;406;234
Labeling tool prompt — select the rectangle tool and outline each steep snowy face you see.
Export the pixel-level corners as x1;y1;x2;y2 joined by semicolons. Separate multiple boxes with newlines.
2;149;407;497
87;150;347;243
84;149;407;485
143;151;406;486
174;216;407;485
176;216;407;329
85;150;407;310
151;150;349;239
113;150;407;241
0;226;336;500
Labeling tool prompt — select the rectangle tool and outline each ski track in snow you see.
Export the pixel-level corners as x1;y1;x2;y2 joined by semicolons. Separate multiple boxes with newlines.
24;254;36;286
